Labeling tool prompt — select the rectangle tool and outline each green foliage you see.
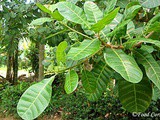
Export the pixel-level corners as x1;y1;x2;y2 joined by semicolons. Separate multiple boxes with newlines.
56;41;68;65
124;38;160;49
0;82;33;117
16;0;160;119
84;1;103;25
91;7;119;32
25;44;39;73
138;0;160;8
118;77;152;112
104;48;143;83
123;3;141;20
30;17;53;25
86;61;113;101
64;70;78;94
67;39;101;60
57;2;90;28
82;70;97;93
134;50;160;90
17;76;55;120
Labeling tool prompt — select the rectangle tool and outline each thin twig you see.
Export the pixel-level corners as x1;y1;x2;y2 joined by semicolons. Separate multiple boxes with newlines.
145;31;154;38
60;22;93;40
134;31;154;48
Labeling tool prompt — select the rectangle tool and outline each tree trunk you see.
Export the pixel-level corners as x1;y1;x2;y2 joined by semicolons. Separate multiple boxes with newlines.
38;44;44;81
13;46;18;84
6;54;13;82
34;43;39;79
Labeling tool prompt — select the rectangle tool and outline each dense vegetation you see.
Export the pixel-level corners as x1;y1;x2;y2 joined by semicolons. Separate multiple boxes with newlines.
0;0;160;120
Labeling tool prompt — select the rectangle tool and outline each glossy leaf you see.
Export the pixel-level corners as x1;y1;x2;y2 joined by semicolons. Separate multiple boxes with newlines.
82;70;97;93
68;32;79;41
56;41;68;65
123;38;160;49
67;39;101;60
36;3;63;21
57;2;90;28
104;48;143;83
138;0;160;8
117;0;130;8
84;1;103;24
118;78;152;112
146;22;160;32
124;5;141;20
64;70;79;94
91;7;119;32
152;86;160;101
30;17;53;25
66;0;79;4
86;61;113;101
104;0;117;14
107;19;131;38
144;13;160;33
43;4;57;12
127;21;135;35
108;13;123;30
17;76;55;120
134;49;160;90
36;3;53;14
50;10;64;21
100;27;110;40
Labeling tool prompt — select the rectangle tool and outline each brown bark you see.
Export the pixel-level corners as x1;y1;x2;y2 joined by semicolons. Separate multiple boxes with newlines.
6;54;13;82
38;44;45;81
13;46;18;84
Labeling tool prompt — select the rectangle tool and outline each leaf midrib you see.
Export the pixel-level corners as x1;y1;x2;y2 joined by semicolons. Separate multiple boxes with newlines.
83;70;95;92
21;79;52;118
62;3;90;28
133;84;137;111
112;49;130;80
135;51;160;86
72;39;97;59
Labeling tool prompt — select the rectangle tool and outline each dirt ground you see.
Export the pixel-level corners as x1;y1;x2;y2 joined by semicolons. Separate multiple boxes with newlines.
0;114;62;120
0;70;29;78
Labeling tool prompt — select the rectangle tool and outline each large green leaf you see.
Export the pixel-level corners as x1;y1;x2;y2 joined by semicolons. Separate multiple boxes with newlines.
134;49;160;90
84;1;103;25
100;26;110;40
104;48;143;83
108;13;123;30
64;70;78;94
152;86;160;101
56;41;68;65
82;70;97;93
36;3;53;14
118;78;152;112
67;39;101;60
57;2;90;28
104;0;117;14
36;3;63;21
146;22;160;33
91;7;119;32
86;61;113;101
30;17;53;25
124;4;141;20
127;21;135;35
138;0;160;8
144;13;160;33
123;38;160;49
117;0;130;8
107;19;131;38
66;0;79;4
68;32;79;41
17;76;55;120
